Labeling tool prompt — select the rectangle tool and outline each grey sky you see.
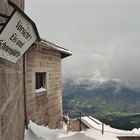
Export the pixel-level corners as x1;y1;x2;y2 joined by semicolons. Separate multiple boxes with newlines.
25;0;140;89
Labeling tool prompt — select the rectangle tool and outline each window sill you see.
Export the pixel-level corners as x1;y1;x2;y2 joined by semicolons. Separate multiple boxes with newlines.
35;87;47;94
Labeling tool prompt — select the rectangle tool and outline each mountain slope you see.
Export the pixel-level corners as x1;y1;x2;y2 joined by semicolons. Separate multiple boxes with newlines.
62;76;140;130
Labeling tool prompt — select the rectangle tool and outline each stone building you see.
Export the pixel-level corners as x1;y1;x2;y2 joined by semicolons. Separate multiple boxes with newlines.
25;40;71;128
0;1;25;140
0;1;71;140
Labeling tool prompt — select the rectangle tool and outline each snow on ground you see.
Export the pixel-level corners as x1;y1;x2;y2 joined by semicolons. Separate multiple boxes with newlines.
81;116;140;135
24;119;140;140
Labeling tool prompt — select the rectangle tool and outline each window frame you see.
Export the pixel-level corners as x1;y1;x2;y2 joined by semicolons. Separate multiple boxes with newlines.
35;72;46;90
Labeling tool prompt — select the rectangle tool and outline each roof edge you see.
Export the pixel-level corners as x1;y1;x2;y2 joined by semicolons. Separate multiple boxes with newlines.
36;39;72;59
41;39;72;58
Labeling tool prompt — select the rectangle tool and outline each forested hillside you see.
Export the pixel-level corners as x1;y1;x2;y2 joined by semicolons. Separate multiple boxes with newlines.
63;76;140;130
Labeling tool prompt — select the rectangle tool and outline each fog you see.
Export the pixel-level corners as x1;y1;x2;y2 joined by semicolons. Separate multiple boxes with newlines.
25;0;140;89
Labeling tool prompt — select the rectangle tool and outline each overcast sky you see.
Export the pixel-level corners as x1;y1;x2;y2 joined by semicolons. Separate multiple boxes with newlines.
25;0;140;89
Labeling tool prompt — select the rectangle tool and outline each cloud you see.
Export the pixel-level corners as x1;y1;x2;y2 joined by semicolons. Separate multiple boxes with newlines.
108;32;140;89
62;32;140;89
25;0;140;89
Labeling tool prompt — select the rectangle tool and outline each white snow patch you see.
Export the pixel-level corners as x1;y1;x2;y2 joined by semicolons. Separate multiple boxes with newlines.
35;87;47;93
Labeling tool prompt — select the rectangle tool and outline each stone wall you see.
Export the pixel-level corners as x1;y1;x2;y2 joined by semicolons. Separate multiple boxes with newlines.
0;1;25;140
69;118;81;132
25;43;63;129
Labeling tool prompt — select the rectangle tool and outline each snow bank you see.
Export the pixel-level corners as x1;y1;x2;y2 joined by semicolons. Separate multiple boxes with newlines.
24;121;119;140
24;128;44;140
132;128;140;135
24;120;140;140
24;121;60;140
81;116;140;136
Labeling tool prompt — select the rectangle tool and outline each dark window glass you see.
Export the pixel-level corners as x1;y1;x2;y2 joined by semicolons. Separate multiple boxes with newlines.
36;72;46;89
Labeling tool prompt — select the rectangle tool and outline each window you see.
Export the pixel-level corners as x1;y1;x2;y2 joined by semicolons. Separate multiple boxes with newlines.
35;72;46;89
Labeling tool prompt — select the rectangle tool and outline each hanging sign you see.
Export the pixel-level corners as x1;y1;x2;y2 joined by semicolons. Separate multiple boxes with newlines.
0;9;39;63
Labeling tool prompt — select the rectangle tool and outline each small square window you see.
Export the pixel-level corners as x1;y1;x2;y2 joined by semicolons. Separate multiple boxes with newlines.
35;72;46;89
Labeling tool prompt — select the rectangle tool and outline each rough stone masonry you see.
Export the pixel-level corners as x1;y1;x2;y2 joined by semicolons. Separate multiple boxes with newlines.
25;41;63;129
0;1;25;140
